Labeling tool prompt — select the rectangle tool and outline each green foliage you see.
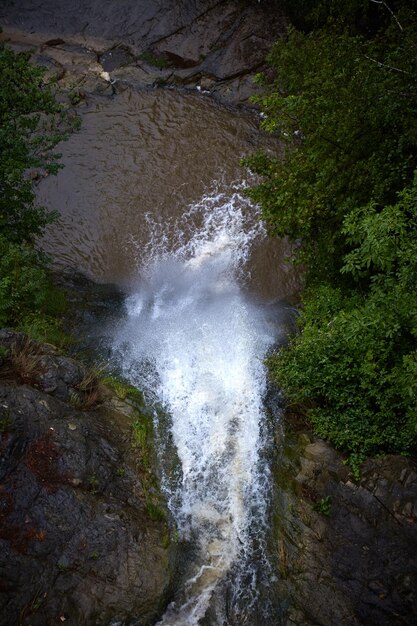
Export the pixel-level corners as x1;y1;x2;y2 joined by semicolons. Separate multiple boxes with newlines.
0;45;75;243
19;314;70;348
280;0;413;35
250;5;417;460
138;51;171;69
102;375;144;404
343;454;364;481
312;495;332;516
0;415;12;433
0;45;76;343
145;500;166;522
131;412;167;522
88;472;99;494
132;418;152;466
0;237;50;327
244;12;417;282
269;180;417;456
269;192;417;455
0;236;69;345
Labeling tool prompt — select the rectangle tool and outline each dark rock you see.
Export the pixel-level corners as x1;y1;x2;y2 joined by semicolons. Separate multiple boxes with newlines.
31;52;65;82
0;334;173;626
44;37;65;47
0;329;27;351
37;355;85;400
0;330;86;402
0;0;287;106
271;427;417;625
99;46;136;72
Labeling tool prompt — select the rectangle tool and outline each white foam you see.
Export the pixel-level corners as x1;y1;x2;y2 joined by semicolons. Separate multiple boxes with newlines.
113;184;279;624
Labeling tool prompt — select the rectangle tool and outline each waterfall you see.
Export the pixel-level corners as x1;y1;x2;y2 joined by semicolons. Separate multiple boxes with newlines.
113;185;280;624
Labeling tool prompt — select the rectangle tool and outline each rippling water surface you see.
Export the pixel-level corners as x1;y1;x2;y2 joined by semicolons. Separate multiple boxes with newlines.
38;88;298;300
113;188;281;624
37;87;298;624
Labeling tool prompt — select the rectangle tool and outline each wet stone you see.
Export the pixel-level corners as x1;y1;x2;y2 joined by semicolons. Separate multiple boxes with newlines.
0;335;172;626
99;46;135;72
111;64;164;87
31;53;65;82
272;429;417;625
402;501;414;516
400;468;408;483
369;580;388;596
405;471;417;488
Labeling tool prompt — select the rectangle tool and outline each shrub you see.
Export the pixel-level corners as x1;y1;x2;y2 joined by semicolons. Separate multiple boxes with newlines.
0;237;50;327
270;283;417;458
247;3;417;461
268;179;417;458
0;46;74;243
244;10;417;283
0;45;77;341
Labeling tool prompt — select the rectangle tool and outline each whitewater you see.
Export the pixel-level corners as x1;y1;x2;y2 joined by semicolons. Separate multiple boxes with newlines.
112;185;281;624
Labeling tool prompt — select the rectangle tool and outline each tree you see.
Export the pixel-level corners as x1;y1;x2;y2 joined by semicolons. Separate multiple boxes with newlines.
0;45;75;243
245;4;417;463
244;11;417;283
271;181;417;462
0;45;76;338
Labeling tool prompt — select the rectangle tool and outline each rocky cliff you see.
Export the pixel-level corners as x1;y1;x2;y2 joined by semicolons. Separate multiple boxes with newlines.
0;330;173;626
0;0;287;107
271;418;417;625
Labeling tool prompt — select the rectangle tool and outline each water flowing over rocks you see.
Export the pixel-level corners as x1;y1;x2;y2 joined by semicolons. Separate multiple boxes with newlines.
1;2;417;624
0;330;173;626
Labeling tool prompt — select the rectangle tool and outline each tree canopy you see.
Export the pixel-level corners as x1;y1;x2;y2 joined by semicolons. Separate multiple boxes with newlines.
0;46;72;242
0;44;76;340
245;1;417;467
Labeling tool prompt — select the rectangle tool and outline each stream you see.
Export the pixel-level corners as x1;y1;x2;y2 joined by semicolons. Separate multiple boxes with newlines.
113;187;280;624
3;1;415;623
37;87;299;624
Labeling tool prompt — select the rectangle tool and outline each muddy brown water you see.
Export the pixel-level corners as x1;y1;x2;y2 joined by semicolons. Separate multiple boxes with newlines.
35;85;299;624
38;88;299;302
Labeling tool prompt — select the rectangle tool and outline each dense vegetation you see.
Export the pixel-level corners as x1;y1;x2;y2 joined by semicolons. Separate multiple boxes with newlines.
0;45;76;343
245;1;417;468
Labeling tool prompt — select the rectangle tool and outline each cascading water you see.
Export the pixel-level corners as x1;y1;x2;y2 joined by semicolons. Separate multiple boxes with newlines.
113;185;282;625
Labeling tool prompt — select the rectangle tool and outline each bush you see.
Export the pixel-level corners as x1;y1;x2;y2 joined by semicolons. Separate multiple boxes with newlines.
246;3;417;461
268;179;417;458
0;45;77;342
244;10;417;283
0;237;50;327
0;237;68;344
0;46;75;243
270;284;417;458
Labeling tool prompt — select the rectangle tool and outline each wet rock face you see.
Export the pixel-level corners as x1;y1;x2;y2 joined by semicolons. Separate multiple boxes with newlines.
0;332;171;626
272;431;417;625
0;0;287;106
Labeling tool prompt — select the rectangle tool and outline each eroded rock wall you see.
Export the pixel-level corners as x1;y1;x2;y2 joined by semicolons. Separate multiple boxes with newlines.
0;330;172;626
0;0;287;106
272;427;417;625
